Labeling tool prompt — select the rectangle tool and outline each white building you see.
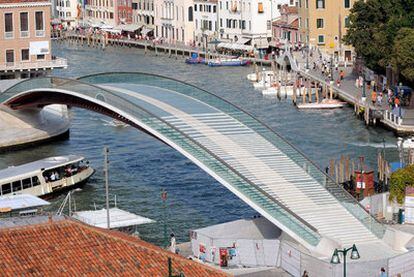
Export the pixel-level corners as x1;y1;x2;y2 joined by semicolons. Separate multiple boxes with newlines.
55;0;80;27
154;0;194;44
132;0;155;37
217;0;288;49
193;0;218;46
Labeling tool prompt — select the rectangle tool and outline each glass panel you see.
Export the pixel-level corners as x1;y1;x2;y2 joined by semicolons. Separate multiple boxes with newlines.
32;176;40;186
1;183;11;195
21;49;29;61
22;178;32;189
12;180;22;192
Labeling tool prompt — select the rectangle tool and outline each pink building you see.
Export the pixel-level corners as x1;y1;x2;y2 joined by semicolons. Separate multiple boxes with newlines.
271;5;300;48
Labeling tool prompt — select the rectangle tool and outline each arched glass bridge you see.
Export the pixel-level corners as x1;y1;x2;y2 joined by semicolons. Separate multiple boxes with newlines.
0;72;397;258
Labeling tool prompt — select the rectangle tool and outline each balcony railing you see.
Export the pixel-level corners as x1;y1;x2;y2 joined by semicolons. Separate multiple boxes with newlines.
20;31;29;38
0;57;68;72
35;30;45;37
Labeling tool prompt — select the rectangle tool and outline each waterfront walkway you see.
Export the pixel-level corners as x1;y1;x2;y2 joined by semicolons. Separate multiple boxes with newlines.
1;73;406;265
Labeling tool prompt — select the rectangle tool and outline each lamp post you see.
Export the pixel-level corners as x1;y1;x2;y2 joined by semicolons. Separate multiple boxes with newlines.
330;244;360;277
330;54;334;82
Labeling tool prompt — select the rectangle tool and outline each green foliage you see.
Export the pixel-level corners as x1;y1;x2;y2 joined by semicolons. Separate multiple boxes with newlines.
389;164;414;204
344;0;414;79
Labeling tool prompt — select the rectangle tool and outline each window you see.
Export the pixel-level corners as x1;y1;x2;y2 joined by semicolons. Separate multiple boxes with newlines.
220;18;222;27
317;35;325;44
213;5;216;12
344;0;350;8
194;4;197;11
6;50;14;63
226;1;228;9
316;0;325;8
20;12;29;38
258;2;263;13
21;49;29;61
35;11;45;37
32;176;40;186
22;178;32;189
4;13;13;39
188;7;193;21
219;2;222;9
316;18;324;28
345;16;350;27
12;180;22;192
1;183;11;195
37;54;45;60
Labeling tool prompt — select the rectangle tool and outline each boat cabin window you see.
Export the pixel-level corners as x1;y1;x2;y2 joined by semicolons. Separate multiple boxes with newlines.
1;183;11;195
22;178;32;189
43;161;86;182
12;180;22;192
32;176;40;187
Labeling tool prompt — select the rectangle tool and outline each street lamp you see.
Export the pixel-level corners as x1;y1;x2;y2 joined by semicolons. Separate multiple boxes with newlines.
330;244;360;277
330;54;334;82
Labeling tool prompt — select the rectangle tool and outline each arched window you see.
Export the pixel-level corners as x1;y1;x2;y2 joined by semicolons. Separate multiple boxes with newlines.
188;6;193;22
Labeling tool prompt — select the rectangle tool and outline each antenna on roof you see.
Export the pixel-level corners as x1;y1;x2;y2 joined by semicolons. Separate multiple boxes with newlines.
104;146;110;229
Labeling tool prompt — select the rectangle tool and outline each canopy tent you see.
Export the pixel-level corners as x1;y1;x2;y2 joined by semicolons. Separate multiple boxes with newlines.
217;42;254;52
102;28;121;34
115;24;142;33
236;37;251;45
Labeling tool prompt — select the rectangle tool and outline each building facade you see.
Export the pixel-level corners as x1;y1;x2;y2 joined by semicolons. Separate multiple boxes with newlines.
116;0;133;24
271;4;299;48
132;0;155;36
193;0;217;46
217;0;288;49
154;0;194;44
55;0;80;27
0;0;67;79
298;0;353;60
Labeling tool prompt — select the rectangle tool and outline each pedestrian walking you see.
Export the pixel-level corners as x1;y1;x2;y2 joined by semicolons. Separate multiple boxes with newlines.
371;90;377;105
379;267;387;277
377;93;382;106
340;70;345;81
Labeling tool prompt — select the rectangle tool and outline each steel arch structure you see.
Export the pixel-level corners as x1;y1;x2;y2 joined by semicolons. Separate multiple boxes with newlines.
1;72;393;258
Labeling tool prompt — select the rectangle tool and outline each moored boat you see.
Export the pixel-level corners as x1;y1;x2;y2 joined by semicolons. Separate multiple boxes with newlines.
0;155;94;199
297;99;347;109
185;57;206;64
208;58;250;67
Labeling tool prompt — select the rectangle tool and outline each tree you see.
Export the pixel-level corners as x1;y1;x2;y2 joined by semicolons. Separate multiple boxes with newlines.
389;164;414;204
392;28;414;82
344;0;414;76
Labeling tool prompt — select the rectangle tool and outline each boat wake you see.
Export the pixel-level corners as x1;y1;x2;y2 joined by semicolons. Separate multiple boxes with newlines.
346;141;396;148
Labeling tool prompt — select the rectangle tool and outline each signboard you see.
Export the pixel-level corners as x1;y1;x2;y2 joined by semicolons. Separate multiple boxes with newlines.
29;41;50;55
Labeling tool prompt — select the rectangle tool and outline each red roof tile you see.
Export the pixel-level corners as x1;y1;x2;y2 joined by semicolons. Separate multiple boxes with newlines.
0;217;229;276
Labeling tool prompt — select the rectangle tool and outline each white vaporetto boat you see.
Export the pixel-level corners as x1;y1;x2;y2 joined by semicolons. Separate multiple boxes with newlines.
262;86;316;97
0;155;94;199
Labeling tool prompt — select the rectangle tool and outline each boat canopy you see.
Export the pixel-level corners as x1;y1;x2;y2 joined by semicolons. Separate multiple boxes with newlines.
0;194;49;211
72;207;155;229
0;155;85;183
141;27;154;36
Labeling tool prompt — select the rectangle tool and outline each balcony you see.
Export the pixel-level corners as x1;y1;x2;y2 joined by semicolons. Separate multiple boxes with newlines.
0;57;68;72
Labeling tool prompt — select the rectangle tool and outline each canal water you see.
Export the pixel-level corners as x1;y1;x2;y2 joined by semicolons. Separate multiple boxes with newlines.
0;42;400;246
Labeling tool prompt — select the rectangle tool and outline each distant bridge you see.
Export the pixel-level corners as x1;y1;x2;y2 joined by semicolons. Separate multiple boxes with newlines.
0;72;400;258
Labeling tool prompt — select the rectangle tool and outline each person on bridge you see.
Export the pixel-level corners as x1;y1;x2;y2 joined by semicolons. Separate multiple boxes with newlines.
340;70;345;81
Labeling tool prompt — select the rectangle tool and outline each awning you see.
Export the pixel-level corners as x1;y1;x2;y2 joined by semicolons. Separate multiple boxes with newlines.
236;37;251;45
99;24;113;29
141;27;154;36
102;28;121;34
217;42;254;52
115;24;142;32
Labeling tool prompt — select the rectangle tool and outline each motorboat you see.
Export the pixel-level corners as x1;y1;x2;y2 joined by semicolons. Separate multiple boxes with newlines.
0;155;94;199
208;58;250;67
185;57;205;64
262;86;314;97
398;137;414;149
297;98;347;109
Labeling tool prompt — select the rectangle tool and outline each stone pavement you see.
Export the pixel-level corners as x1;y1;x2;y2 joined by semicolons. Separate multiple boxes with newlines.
0;105;70;150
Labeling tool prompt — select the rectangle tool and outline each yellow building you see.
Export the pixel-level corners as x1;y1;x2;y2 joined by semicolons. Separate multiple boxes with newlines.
298;0;354;61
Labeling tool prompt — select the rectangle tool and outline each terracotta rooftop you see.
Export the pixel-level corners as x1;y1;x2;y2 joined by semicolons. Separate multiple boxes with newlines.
0;0;49;4
0;216;228;276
